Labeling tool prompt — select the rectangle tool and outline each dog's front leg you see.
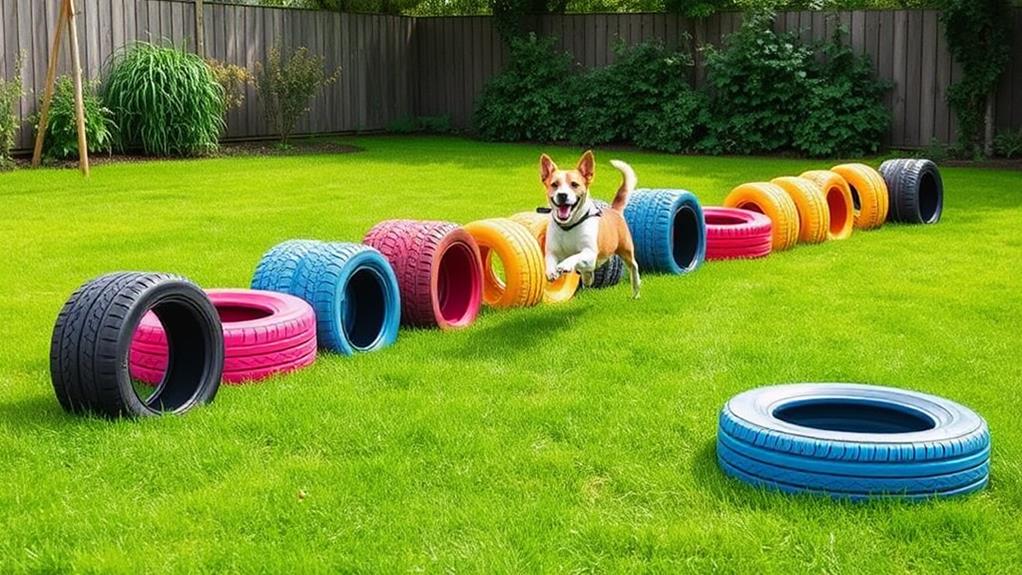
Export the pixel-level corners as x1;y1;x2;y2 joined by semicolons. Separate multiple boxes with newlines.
556;254;583;277
545;251;562;282
574;249;598;287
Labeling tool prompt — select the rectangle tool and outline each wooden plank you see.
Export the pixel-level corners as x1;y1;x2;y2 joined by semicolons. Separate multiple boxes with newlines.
891;11;908;147
919;10;937;147
864;11;879;71
246;6;259;138
357;13;367;130
933;11;951;144
904;10;922;148
15;0;32;136
877;10;895;146
1012;10;1022;129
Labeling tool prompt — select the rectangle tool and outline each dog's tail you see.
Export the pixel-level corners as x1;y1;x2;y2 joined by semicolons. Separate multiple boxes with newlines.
609;160;636;212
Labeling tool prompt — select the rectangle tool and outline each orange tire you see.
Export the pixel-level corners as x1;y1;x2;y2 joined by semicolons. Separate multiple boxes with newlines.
771;177;829;244
464;218;544;309
723;183;800;251
799;170;854;240
831;163;889;230
509;212;579;303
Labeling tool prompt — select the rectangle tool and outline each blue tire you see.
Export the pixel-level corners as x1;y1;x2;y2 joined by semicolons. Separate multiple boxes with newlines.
623;189;706;274
251;241;401;355
717;384;990;501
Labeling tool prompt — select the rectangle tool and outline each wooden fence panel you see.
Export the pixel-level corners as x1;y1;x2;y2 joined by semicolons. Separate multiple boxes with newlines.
3;5;1021;151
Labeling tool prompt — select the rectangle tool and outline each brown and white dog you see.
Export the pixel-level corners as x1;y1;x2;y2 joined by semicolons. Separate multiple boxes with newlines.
540;150;641;299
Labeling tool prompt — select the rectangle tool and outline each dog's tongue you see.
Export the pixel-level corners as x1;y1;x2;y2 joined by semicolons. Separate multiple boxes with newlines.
557;204;572;220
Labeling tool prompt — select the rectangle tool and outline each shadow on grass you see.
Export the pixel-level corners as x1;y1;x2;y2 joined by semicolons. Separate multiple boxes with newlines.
456;305;589;361
0;393;81;429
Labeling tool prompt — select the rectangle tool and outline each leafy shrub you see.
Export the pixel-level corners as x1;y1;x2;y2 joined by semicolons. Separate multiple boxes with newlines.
700;11;815;154
105;42;225;156
793;30;890;157
256;44;340;146
0;54;24;168
701;11;888;157
207;59;254;113
993;129;1022;159
36;76;116;160
474;34;578;143
572;40;707;152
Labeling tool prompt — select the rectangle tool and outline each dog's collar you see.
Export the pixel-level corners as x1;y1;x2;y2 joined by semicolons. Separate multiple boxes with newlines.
536;205;603;231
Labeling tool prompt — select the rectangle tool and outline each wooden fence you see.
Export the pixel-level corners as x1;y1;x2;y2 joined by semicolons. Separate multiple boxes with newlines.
3;2;1021;152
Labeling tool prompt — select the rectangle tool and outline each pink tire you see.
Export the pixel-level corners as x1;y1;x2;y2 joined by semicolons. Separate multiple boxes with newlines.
129;289;317;385
704;207;773;261
363;219;483;330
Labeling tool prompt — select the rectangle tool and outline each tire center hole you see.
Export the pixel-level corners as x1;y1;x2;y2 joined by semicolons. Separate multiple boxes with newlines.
918;171;940;223
826;186;850;234
773;398;936;434
706;213;747;226
344;267;388;351
437;242;477;324
480;247;508;304
671;206;701;271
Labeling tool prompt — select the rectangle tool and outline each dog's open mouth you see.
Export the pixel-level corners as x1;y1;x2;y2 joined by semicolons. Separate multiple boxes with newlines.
554;203;574;222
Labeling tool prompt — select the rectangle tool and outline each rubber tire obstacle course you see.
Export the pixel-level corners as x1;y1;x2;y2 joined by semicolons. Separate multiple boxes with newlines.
253;240;401;354
799;170;855;240
717;383;990;500
879;159;944;224
724;183;800;251
771;177;829;244
623;189;706;274
130;289;317;384
509;211;580;303
464;218;545;308
50;273;224;418
364;220;483;329
831;163;889;230
704;207;773;261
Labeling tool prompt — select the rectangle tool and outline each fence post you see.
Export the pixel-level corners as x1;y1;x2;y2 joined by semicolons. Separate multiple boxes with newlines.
195;0;205;57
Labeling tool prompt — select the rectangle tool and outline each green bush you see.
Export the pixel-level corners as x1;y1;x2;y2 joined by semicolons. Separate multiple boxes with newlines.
256;44;340;146
36;76;116;160
700;11;888;157
0;54;24;168
700;11;814;154
793;30;890;157
573;41;704;151
993;129;1022;159
105;42;225;156
474;34;578;143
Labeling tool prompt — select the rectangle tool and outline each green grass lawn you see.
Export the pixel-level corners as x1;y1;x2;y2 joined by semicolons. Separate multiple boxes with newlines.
1;136;1021;573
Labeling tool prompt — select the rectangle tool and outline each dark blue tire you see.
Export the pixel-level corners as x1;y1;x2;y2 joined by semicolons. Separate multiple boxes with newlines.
879;159;944;224
717;383;990;501
581;200;624;290
623;189;706;274
251;240;401;355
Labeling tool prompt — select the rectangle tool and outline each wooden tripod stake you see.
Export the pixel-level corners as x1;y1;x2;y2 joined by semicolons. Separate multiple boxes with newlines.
32;0;89;176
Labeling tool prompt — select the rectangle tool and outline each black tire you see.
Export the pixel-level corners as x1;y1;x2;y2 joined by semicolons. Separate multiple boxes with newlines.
50;272;224;418
585;200;624;289
878;159;944;224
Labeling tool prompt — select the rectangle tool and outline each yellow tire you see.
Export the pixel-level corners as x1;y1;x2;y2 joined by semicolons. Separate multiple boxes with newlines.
463;218;544;309
771;177;829;244
509;212;579;303
831;163;889;230
723;183;800;251
799;170;854;240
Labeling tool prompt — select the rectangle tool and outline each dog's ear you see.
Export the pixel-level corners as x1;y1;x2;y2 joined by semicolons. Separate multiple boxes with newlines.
540;154;558;183
577;150;595;184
